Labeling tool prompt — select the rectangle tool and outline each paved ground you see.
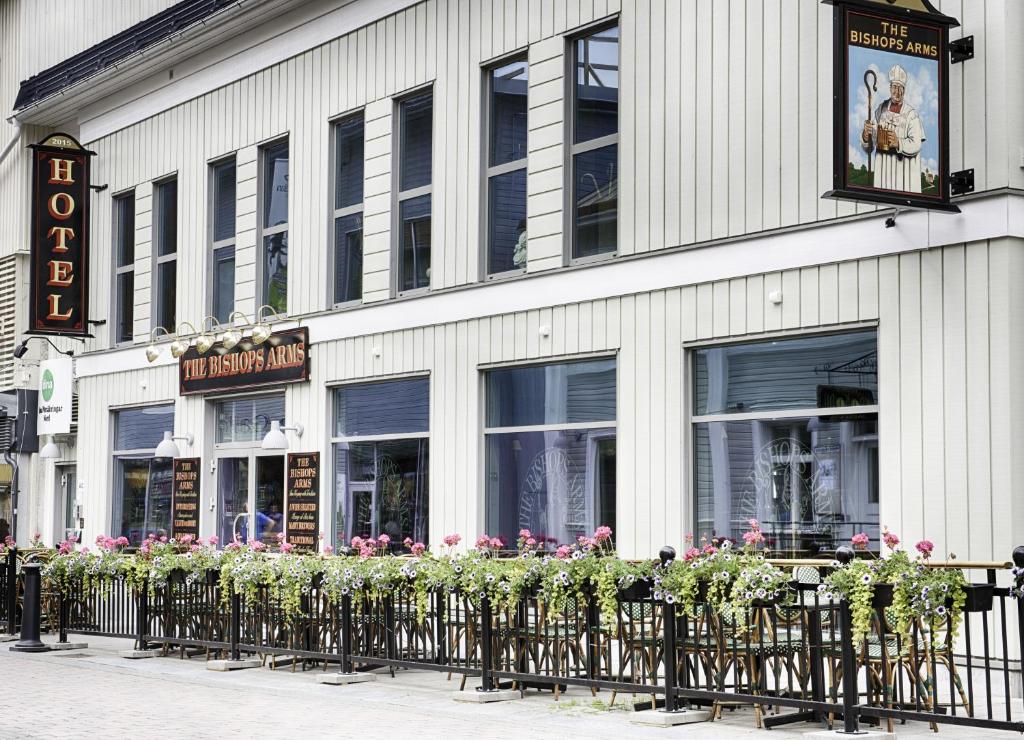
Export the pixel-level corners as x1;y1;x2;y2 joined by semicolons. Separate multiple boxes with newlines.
0;635;1021;740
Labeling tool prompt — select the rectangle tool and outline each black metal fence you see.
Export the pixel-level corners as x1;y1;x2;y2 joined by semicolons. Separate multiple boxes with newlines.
22;556;1024;734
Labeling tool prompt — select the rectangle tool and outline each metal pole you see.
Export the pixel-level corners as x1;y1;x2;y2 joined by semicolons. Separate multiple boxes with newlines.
137;580;149;652
477;596;494;692
838;599;861;734
5;548;16;636
58;584;68;644
340;593;353;674
229;591;241;661
10;563;48;652
662;600;679;713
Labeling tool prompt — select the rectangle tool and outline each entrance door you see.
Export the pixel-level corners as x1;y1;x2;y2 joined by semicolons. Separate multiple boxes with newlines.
217;454;285;545
59;466;80;542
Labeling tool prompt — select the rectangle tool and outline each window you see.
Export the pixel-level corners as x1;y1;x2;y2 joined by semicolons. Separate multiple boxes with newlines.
333;115;364;304
332;378;429;550
570;24;619;260
395;91;432;293
484;359;616;547
210;158;236;323
260;140;289;314
111;405;174;546
691;330;880;556
485;58;528;275
215;395;285;444
153;178;177;333
113;192;135;344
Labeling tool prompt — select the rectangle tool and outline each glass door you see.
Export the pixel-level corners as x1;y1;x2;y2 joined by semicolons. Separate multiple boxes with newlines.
218;457;249;544
254;454;285;543
58;466;80;542
217;454;285;546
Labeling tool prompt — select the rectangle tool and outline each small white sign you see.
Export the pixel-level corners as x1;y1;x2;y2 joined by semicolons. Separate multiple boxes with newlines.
38;356;73;435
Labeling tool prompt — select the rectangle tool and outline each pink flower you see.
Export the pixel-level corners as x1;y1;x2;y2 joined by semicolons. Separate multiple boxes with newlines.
443;533;462;547
359;545;374;559
555;545;572;560
748;519;760;529
366;538;377;549
411;542;426;556
915;540;934;558
351;536;364;549
159;536;168;543
489;537;504;549
208;535;219;545
525;537;537;547
403;537;413;548
2;535;14;548
475;534;491;549
180;534;194;545
683;547;701;562
742;530;764;546
68;534;78;544
518;529;532;539
593;526;613;543
251;540;267;552
80;546;90;553
702;544;718;556
882;527;900;550
190;544;201;553
323;545;334;555
116;536;129;547
851;533;870;550
280;542;294;554
276;532;286;543
377;534;390;546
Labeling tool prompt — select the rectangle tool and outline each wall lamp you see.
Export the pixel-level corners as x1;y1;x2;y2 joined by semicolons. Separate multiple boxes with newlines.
261;420;303;450
155;431;195;459
146;306;288;363
13;336;74;359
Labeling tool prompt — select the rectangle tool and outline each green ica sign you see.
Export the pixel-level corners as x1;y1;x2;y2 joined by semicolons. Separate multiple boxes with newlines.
37;356;72;435
41;368;55;401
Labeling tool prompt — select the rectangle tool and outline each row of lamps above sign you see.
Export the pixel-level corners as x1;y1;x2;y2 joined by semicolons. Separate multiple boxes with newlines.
145;306;283;363
147;421;303;459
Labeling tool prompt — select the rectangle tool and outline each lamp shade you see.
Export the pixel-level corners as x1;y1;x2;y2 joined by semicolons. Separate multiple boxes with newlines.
154;431;181;459
39;436;60;459
261;420;289;450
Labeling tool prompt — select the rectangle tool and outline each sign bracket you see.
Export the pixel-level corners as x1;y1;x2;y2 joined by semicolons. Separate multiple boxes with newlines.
950;35;974;64
950;168;975;196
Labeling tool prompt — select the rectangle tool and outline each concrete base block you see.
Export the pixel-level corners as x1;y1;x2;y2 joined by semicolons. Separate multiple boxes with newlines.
629;709;712;726
316;672;377;685
805;731;895;740
206;658;261;672
451;688;522;703
51;642;89;651
119;648;162;659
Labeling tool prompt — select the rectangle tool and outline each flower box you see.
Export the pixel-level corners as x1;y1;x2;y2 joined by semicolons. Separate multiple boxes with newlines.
962;583;994;613
618;579;652;601
168;568;187;586
309;572;324;591
871;582;894;609
204;568;220;587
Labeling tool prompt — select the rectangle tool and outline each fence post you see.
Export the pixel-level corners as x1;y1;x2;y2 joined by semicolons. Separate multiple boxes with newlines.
340;593;354;674
137;580;149;652
659;546;679;713
434;590;447;666
835;545;861;734
5;547;16;636
586;599;600;683
10;563;48;652
58;586;68;644
478;595;495;692
229;590;241;661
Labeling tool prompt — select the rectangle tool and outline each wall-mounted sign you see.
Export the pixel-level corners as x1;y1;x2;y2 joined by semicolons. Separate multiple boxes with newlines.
29;133;95;336
37;356;73;435
286;452;319;553
823;0;959;212
172;458;200;540
179;327;309;395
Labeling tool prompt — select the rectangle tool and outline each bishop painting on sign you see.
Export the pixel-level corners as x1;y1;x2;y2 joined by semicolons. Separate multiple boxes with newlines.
859;64;926;193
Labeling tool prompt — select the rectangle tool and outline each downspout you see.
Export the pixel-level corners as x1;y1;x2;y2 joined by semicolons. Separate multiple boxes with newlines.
0;120;22;167
3;419;18;545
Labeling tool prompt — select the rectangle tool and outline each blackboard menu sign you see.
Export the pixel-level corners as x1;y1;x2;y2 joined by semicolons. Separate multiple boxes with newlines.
286;452;319;553
172;458;201;540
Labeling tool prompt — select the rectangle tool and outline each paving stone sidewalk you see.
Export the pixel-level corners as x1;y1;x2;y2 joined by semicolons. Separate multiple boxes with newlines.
0;636;1020;740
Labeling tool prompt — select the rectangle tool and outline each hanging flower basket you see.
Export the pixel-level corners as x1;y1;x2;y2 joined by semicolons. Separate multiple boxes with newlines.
618;578;652;602
871;582;894;609
961;583;994;613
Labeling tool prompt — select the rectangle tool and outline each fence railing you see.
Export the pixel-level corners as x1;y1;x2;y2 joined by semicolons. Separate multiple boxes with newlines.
21;552;1024;734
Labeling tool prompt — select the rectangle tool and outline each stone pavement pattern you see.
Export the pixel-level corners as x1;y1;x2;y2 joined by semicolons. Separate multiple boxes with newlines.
0;636;1020;740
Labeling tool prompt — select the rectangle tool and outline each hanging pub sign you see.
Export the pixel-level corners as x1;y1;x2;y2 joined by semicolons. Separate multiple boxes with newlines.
285;452;319;554
823;0;960;212
171;458;201;541
29;133;95;336
179;327;309;395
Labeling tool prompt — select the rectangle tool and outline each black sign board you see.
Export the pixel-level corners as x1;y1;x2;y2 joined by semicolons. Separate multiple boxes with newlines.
286;452;319;553
179;327;310;395
172;458;201;541
823;0;959;212
28;133;95;336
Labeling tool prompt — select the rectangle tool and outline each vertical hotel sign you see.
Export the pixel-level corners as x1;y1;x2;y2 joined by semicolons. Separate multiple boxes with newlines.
29;133;94;336
823;0;959;212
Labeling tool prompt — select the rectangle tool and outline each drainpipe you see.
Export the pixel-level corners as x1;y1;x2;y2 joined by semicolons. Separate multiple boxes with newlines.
0;120;21;167
3;418;18;544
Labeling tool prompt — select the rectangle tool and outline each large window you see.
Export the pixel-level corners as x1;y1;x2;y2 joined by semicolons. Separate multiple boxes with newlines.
210;158;236;323
215;395;285;444
485;58;528;275
395;91;432;293
570;24;619;260
153;178;177;333
692;330;880;556
333;115;364;304
332;378;429;550
112;405;174;545
113;192;135;344
485;359;617;547
260;139;289;314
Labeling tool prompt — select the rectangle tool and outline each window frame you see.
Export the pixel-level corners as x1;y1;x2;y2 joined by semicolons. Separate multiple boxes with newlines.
110;402;175;541
482;52;529;280
212;392;286;449
152;176;178;334
112;190;136;346
565;19;620;266
329;111;366;308
257;136;290;315
208;155;237;323
392;86;434;298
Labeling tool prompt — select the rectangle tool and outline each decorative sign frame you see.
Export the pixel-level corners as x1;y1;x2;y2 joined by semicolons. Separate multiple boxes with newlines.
28;133;95;336
172;458;201;540
822;0;959;212
285;452;319;554
179;327;310;395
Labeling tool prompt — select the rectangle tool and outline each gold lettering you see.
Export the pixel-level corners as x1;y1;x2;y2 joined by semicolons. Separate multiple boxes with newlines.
48;157;75;185
46;293;73;320
47;226;75;252
47;192;75;220
46;260;74;287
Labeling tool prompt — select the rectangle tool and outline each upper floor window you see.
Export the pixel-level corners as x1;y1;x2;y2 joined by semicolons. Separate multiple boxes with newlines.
260;139;289;314
113;192;135;344
153;178;177;334
395;91;432;294
485;58;528;276
210;158;236;323
571;24;619;260
334;115;364;305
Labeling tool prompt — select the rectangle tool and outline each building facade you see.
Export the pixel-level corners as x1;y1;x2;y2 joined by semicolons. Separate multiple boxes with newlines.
2;0;1023;560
